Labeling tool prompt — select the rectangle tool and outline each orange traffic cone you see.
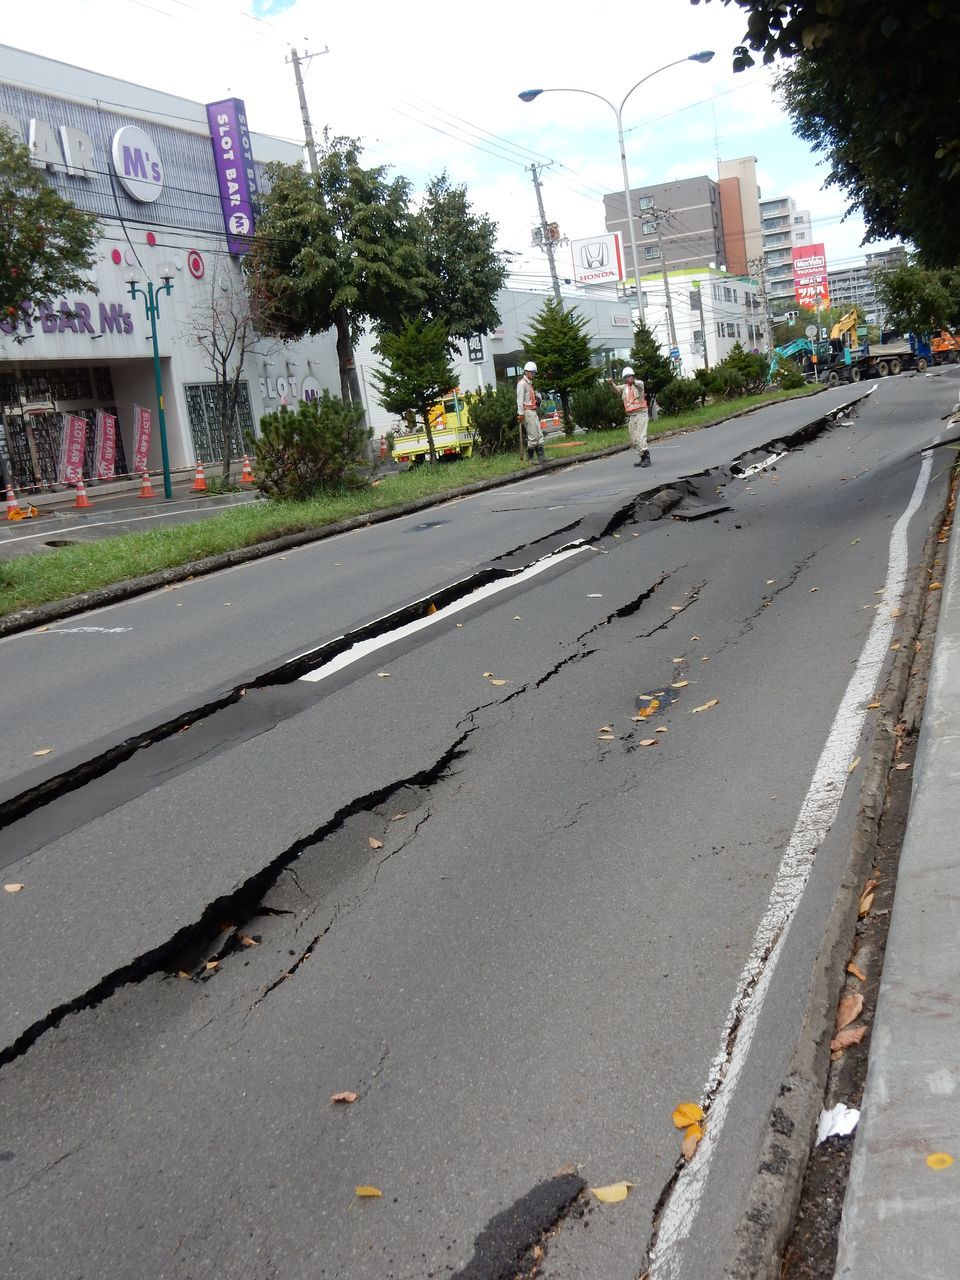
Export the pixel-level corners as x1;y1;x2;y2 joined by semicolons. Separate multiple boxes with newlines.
74;477;92;509
192;461;207;492
138;470;156;499
5;484;23;520
240;454;255;484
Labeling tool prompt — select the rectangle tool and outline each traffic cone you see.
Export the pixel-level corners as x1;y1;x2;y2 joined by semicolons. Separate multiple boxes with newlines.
240;454;255;484
192;461;207;492
5;484;23;521
379;435;387;459
74;477;92;509
138;470;156;499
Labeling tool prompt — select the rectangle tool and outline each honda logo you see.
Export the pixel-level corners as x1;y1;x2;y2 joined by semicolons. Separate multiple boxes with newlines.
580;242;610;269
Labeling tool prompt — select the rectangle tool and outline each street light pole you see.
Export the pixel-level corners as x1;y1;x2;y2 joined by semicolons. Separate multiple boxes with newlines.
128;277;174;500
519;52;714;325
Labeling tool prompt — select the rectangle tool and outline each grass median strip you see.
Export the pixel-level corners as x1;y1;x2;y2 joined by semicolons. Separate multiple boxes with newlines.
0;385;820;619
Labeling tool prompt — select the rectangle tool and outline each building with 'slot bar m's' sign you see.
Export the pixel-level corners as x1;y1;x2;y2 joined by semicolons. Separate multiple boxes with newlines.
0;44;340;493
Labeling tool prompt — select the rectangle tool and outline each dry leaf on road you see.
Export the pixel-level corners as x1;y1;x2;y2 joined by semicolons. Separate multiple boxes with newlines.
848;756;861;773
894;762;911;771
690;699;719;714
836;993;864;1031
929;582;943;591
377;672;390;678
590;1181;633;1204
671;680;689;688
682;1123;704;1161
489;679;507;686
368;837;384;850
858;892;875;918
672;1102;705;1128
239;935;259;947
598;733;616;742
847;962;867;982
4;883;24;893
831;1024;867;1054
639;739;658;747
331;1091;358;1104
867;701;881;710
355;1186;382;1198
390;813;407;822
32;748;53;757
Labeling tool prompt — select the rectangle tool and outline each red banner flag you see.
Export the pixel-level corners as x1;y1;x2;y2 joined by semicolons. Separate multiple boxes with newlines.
133;405;152;475
58;414;88;484
94;410;118;480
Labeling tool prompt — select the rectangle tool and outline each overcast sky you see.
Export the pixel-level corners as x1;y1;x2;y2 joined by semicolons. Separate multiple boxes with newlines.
4;0;900;292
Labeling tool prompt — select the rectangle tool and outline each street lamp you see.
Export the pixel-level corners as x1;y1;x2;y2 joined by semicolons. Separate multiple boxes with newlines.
519;52;715;322
127;272;175;500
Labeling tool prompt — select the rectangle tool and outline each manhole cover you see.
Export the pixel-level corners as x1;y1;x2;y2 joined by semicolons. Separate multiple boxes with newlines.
44;539;80;548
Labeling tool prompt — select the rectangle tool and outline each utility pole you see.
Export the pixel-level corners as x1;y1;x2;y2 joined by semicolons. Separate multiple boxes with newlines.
749;254;775;354
652;208;678;353
528;163;564;310
287;45;328;175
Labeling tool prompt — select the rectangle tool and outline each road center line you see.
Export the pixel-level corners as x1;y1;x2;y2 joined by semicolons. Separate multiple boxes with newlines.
649;446;935;1279
299;543;588;684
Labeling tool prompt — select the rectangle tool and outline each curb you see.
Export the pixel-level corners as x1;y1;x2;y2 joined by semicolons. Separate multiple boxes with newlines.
725;501;950;1279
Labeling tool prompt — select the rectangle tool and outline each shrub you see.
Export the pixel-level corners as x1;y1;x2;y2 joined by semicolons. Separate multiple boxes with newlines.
465;382;518;455
252;393;370;500
775;361;806;390
714;341;769;395
707;366;748;400
657;377;702;416
570;380;627;431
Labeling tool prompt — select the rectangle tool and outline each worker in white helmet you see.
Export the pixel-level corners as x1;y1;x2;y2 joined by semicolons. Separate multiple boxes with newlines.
516;360;545;462
609;365;650;466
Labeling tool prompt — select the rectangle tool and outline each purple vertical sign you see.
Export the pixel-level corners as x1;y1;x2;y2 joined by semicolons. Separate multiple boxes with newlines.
205;98;259;255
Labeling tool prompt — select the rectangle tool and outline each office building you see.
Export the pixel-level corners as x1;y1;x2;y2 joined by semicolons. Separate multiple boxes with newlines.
759;195;814;320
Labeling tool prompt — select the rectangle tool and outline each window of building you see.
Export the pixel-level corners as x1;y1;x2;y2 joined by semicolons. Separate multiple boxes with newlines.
723;286;733;301
637;195;654;210
641;221;656;236
717;322;723;337
644;245;660;260
713;285;722;301
694;329;703;345
732;289;738;302
736;324;742;339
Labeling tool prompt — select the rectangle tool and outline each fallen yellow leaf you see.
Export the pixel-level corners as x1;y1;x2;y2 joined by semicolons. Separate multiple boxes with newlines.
331;1091;358;1104
766;579;776;585
671;680;689;688
894;762;911;771
368;837;384;850
239;935;259;947
355;1186;383;1198
598;733;616;742
390;813;407;822
836;993;864;1032
205;960;219;971
847;961;867;982
426;603;437;614
867;701;881;710
672;657;684;664
671;605;683;612
655;726;669;734
830;1024;867;1053
590;1181;633;1204
809;587;819;593
638;739;658;747
377;671;390;678
690;699;719;714
672;1101;705;1129
32;748;53;757
599;725;613;733
850;538;860;545
926;1153;954;1170
858;892;875;918
929;582;943;591
690;635;700;641
489;678;507;686
848;756;861;773
682;1122;704;1161
4;883;24;894
482;671;494;678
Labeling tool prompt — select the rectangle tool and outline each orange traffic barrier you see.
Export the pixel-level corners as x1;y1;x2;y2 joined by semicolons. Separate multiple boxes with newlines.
138;471;156;499
192;461;207;492
240;454;255;484
5;484;23;520
379;435;387;459
74;477;92;509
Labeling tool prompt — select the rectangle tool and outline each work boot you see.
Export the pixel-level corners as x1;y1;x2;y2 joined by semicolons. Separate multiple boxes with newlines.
536;444;546;463
527;447;535;462
640;450;652;468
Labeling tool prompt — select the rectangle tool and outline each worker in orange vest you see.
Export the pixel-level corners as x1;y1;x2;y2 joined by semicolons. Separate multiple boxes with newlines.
516;360;545;463
609;366;650;466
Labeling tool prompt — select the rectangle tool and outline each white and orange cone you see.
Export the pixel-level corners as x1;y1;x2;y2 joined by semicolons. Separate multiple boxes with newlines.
192;462;207;492
74;476;92;509
5;484;23;521
138;471;156;499
240;454;255;484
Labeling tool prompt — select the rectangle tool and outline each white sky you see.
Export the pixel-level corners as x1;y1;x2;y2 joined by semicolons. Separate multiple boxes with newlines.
3;0;900;292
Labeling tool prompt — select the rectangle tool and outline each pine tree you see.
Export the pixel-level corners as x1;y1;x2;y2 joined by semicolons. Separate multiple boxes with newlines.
372;316;457;465
521;299;596;423
628;319;676;400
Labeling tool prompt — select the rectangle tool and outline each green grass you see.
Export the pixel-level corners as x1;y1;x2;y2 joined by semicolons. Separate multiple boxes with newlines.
0;384;822;619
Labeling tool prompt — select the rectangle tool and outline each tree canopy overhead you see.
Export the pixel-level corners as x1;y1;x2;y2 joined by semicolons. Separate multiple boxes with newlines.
695;0;960;265
0;128;99;322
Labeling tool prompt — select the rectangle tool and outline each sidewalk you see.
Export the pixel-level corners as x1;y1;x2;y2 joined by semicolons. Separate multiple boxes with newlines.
834;486;960;1275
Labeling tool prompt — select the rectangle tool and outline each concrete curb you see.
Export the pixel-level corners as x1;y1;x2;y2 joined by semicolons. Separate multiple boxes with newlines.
725;502;949;1279
0;387;828;638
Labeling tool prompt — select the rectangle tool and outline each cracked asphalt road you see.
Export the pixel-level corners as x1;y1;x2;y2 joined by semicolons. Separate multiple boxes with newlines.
0;372;957;1280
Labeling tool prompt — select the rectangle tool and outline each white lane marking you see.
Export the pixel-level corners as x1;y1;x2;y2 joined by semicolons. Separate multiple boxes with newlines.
0;502;243;543
48;625;133;635
299;543;588;684
736;451;787;478
650;447;934;1279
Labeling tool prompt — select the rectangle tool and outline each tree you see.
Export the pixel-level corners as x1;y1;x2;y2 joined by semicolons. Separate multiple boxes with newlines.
415;173;506;341
694;0;960;264
465;383;517;456
247;134;422;406
521;299;596;424
628;318;676;400
0;128;99;323
372;316;457;466
772;304;863;347
186;258;277;478
570;381;627;431
873;262;960;334
253;394;369;500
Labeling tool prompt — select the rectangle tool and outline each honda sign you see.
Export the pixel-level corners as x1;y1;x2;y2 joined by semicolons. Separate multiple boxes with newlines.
570;232;624;286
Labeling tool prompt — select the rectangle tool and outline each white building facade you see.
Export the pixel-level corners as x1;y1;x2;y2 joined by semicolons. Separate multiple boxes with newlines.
638;268;766;377
0;45;339;492
759;195;814;322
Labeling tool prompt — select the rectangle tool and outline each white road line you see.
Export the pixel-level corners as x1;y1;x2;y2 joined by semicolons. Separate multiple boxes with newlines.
299;543;588;684
649;446;935;1279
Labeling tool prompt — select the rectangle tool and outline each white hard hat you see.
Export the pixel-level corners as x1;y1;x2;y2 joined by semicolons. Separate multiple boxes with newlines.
523;361;538;373
622;366;635;377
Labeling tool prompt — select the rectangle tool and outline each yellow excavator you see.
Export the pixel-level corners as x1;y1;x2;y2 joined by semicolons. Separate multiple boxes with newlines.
829;310;861;343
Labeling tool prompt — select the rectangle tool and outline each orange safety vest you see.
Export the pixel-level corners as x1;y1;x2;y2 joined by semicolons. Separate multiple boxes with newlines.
522;376;537;412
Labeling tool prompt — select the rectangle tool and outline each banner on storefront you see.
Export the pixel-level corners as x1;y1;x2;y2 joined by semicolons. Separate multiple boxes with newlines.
133;405;152;475
793;242;830;309
58;413;88;484
94;410;118;479
205;98;259;255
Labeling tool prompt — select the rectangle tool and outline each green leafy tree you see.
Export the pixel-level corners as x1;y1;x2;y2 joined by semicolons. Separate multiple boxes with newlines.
521;299;596;423
252;394;370;500
773;304;863;346
570;381;627;432
0;128;99;323
247;135;422;407
657;378;702;416
629;318;676;401
416;173;506;341
873;262;960;334
372;316;457;465
465;382;517;456
713;341;769;395
695;0;960;263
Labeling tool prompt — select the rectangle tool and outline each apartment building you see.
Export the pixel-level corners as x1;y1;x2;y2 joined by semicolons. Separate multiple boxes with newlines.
759;195;814;320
